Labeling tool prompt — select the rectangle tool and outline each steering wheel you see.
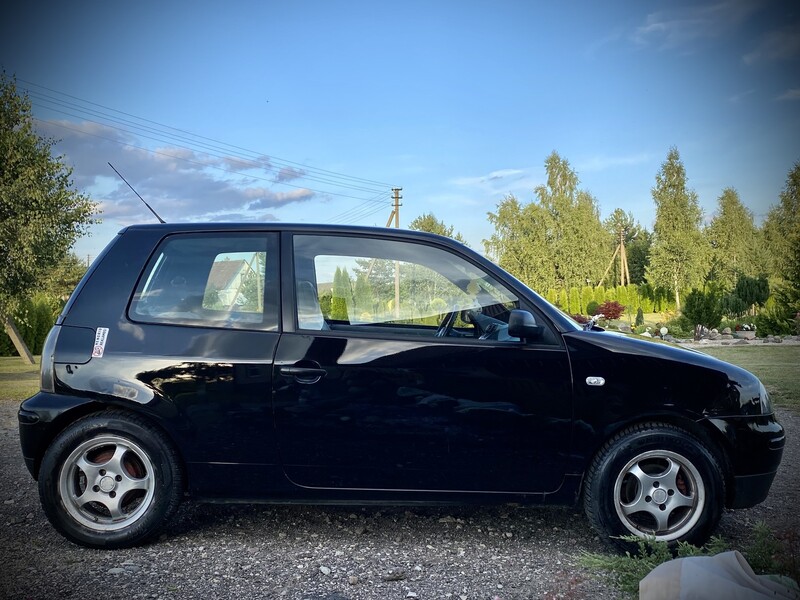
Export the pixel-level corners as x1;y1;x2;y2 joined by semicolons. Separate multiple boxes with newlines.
435;310;459;337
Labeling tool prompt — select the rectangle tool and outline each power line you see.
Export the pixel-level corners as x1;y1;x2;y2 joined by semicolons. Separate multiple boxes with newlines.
29;93;390;195
20;80;403;225
19;81;403;224
19;78;396;191
36;117;390;203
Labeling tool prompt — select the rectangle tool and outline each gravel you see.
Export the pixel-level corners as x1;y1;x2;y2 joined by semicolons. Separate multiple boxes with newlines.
1;400;797;600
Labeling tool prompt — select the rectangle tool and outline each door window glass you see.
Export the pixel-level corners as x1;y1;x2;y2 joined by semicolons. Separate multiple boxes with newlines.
293;235;526;342
130;233;278;330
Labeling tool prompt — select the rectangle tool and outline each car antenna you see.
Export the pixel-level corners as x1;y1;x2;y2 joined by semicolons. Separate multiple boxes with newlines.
107;162;166;223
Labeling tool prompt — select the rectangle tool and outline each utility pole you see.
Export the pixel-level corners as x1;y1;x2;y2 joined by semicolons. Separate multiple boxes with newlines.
386;188;402;319
597;229;631;288
385;187;402;228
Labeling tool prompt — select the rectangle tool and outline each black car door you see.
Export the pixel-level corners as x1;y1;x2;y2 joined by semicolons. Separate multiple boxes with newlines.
272;232;573;494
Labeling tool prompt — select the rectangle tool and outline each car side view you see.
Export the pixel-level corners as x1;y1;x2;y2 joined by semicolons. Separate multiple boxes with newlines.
18;223;785;549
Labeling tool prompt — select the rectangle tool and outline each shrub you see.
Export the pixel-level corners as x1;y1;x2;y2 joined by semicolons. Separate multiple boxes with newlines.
0;294;58;356
545;288;558;306
581;535;728;596
616;285;629;308
581;286;594;314
635;307;644;327
557;288;568;310
586;300;600;316
664;315;693;338
754;301;793;335
682;288;723;334
583;523;798;598
569;287;581;314
734;274;770;309
596;300;625;320
594;286;606;305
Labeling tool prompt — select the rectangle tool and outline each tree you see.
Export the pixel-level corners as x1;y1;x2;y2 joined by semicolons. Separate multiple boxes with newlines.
43;253;88;304
353;273;373;317
408;213;467;245
646;148;707;310
763;161;800;319
484;194;553;291
330;267;352;321
533;152;610;290
626;228;652;284
1;74;98;361
484;152;609;292
705;188;765;290
683;288;723;337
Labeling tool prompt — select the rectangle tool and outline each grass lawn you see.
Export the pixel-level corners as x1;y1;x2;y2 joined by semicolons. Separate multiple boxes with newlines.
0;356;40;401
698;345;800;411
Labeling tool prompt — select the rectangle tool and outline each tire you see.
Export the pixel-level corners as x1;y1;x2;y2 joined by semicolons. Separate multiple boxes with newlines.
583;423;724;552
38;411;183;549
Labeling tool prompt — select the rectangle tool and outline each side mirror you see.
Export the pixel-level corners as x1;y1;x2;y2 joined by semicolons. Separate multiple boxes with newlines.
508;309;543;341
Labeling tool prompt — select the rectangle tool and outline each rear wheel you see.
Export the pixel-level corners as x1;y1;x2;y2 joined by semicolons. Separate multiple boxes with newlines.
584;423;724;551
38;411;182;548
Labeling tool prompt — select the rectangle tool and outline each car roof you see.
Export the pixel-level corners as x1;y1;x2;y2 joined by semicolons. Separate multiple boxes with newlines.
119;222;463;246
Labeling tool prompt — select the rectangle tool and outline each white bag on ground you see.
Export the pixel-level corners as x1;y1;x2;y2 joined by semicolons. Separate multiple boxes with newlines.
639;550;799;599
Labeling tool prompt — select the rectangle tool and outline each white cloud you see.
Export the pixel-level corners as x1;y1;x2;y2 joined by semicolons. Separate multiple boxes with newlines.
743;25;800;65
35;120;316;225
452;168;527;187
777;88;800;101
633;0;758;50
727;89;755;104
577;153;652;173
274;166;306;183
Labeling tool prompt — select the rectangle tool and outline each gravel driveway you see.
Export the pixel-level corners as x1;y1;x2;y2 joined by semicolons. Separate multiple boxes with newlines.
1;400;797;600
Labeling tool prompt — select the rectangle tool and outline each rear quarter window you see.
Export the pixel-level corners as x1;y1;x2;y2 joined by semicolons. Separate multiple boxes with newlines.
129;233;278;330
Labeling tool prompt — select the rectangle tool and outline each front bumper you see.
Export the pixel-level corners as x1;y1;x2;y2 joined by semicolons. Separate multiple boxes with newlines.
706;414;785;509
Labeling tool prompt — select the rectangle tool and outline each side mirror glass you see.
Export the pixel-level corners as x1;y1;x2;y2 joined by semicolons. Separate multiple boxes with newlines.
508;309;543;341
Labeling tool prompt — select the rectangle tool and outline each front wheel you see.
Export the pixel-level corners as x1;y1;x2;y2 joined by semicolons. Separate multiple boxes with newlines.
38;411;182;548
584;423;724;551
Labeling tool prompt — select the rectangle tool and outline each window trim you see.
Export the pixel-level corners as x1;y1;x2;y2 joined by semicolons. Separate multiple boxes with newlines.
127;232;280;332
287;232;563;349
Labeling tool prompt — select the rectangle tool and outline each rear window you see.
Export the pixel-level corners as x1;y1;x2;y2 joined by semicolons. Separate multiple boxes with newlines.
129;233;279;330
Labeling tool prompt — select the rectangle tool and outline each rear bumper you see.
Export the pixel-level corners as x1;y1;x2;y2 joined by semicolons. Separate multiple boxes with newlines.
18;392;98;479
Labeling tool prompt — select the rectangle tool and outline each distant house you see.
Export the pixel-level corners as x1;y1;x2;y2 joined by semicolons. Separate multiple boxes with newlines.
206;259;249;307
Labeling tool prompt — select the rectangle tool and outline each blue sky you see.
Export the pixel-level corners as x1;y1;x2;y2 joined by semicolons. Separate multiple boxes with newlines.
2;0;799;261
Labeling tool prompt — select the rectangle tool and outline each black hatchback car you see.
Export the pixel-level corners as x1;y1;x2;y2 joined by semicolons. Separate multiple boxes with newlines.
19;223;785;549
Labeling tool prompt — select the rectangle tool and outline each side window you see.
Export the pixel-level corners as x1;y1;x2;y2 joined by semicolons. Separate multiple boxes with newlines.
293;235;532;343
130;233;278;330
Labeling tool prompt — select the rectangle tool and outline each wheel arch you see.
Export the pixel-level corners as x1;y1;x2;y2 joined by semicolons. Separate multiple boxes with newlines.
32;401;189;494
580;414;735;506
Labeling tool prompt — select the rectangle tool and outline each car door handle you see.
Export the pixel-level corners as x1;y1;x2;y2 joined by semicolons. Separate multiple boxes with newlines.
280;366;327;384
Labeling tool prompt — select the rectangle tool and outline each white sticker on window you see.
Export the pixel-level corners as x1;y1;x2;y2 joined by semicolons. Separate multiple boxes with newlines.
92;327;109;358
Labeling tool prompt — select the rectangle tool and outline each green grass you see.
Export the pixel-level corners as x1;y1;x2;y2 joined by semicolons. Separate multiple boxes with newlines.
698;345;800;411
0;356;40;401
